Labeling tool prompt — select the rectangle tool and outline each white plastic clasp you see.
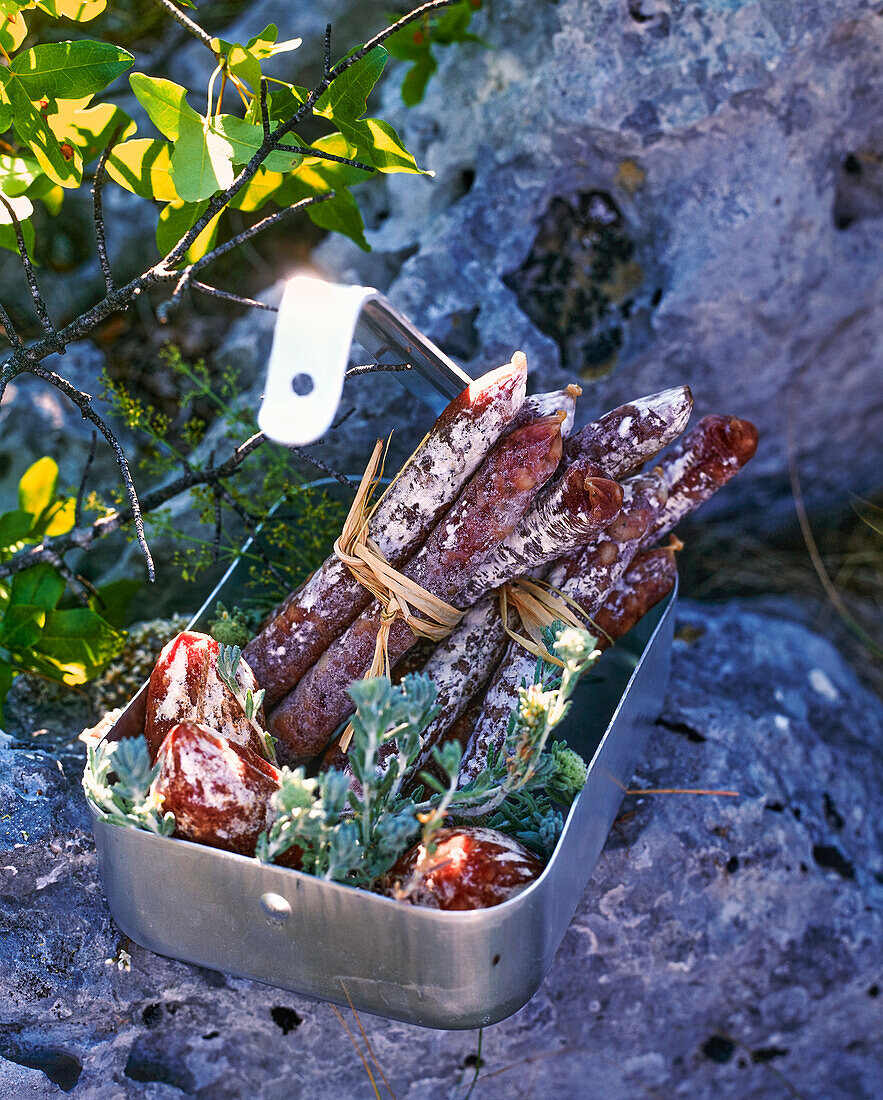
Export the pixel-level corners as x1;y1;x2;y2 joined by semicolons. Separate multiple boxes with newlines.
258;275;377;446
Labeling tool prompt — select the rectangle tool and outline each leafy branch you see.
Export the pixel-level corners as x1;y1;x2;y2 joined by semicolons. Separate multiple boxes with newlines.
0;0;458;587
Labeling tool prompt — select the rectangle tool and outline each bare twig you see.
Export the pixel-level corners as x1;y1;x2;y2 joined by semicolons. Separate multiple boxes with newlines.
0;303;23;350
149;0;215;52
41;550;92;605
75;431;99;528
289;447;355;488
259;77;270;140
92;128;125;294
29;362;155;580
324;23;332;78
190;282;279;311
0;431;268;581
275;144;375;172
0;193;57;343
346;363;411;378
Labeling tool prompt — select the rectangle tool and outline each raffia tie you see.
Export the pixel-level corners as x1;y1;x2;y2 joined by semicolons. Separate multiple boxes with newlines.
499;576;605;667
335;438;463;750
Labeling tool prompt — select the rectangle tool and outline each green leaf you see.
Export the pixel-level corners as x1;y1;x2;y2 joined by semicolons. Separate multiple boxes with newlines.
317;48;387;125
88;578;139;627
307;187;368;251
0;510;35;548
0;660;14;723
0;604;46;650
156;198;220;263
129;73;197;142
10;40;134;100
401;56;437;107
169;115;235;202
36;606;123;681
215;115;302;173
9;563;65;612
316;49;425;174
18;455;58;515
0;154;41;197
25;172;64;215
4;74;83;186
106;138;176;201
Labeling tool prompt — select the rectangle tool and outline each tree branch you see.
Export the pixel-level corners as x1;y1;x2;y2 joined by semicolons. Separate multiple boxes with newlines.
29;363;155;581
75;430;98;528
0;431;269;581
190;282;279;311
150;0;215;53
0;194;57;344
325;23;332;78
0;303;23;350
92;128;124;295
275;144;375;172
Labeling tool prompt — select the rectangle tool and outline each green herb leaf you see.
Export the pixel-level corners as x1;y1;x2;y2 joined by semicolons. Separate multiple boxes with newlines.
169;114;235;202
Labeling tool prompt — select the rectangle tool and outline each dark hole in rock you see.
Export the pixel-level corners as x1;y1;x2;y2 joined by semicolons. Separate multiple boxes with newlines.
651;287;663;306
792;807;802;821
492;953;501;966
868;984;879;997
141;1003;163;1029
291;373;314;397
270;1006;303;1034
823;793;845;831
627;0;654;22
503;191;649;378
832;151;883;230
0;1049;82;1093
702;1035;735;1063
800;862;808;873
460;167;476;194
124;1039;196;1093
752;1046;789;1063
656;717;706;743
463;1053;485;1068
202;1031;220;1041
812;843;855;880
765;801;785;813
725;856;740;874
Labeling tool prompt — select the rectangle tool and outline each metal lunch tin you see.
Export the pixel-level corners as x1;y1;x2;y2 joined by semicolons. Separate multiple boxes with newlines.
86;283;677;1029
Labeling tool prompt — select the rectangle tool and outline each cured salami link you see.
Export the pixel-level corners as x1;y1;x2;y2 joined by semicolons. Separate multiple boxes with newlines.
461;462;623;601
459;470;668;787
153;720;281;857
643;414;758;542
591;546;679;652
145;631;267;763
243;356;528;704
565;385;693;477
405;596;509;779
509;384;582;438
268;415;565;764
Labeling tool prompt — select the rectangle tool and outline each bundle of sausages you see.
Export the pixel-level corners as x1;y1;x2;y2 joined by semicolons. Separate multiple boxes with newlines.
135;354;758;909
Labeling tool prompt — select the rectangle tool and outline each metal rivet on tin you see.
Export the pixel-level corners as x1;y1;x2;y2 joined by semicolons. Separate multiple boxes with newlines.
260;892;292;924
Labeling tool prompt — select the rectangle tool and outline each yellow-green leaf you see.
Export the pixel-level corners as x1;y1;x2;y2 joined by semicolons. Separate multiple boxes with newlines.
4;74;83;186
0;6;27;51
130;72;197;142
106;137;176;201
0;154;41;196
157;199;221;263
18;455;58;516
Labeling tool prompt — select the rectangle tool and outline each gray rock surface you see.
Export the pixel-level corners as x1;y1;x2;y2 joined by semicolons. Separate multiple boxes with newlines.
308;0;883;529
1;598;880;1099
